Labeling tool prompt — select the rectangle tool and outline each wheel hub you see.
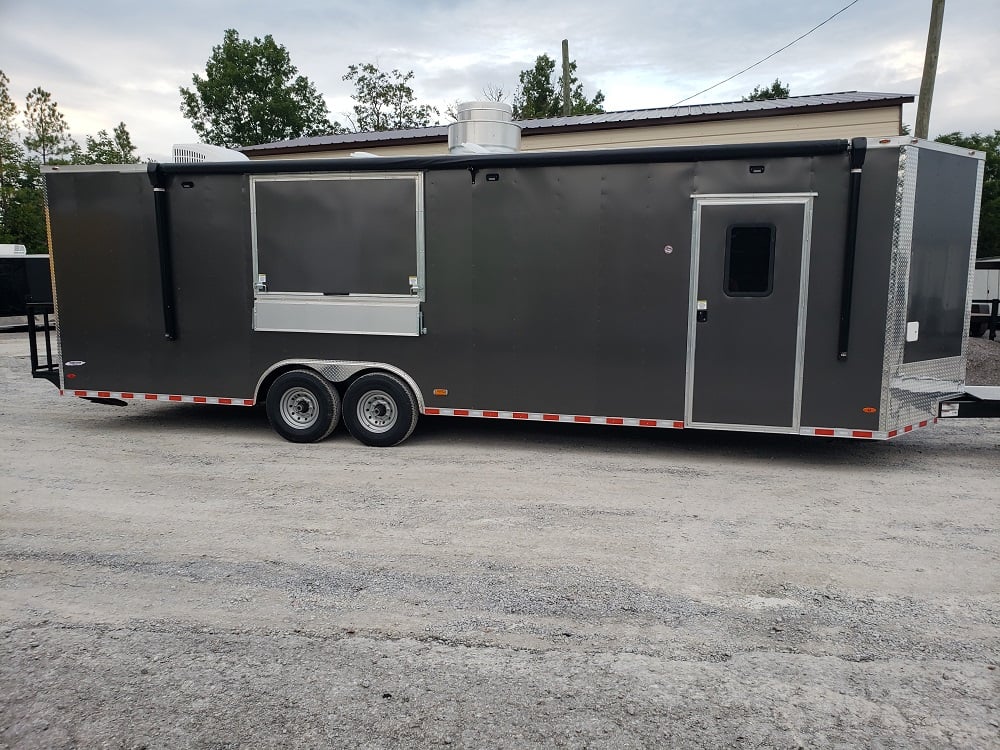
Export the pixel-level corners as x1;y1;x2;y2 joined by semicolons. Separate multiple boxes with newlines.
357;390;397;433
279;387;319;429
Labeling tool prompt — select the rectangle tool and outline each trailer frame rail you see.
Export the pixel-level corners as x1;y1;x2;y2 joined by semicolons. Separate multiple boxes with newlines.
939;386;1000;419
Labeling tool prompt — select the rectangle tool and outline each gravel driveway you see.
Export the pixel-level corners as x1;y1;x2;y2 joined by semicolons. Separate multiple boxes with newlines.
1;331;998;749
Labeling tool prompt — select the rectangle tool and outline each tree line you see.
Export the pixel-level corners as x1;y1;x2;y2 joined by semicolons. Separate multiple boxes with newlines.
0;70;141;253
2;28;996;260
178;29;606;149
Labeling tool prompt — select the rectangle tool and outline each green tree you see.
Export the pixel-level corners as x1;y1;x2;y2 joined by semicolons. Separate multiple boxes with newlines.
0;158;46;253
512;54;605;120
936;130;1000;258
0;71;44;253
0;70;23;222
180;29;337;148
76;122;140;164
22;86;76;163
343;63;438;132
743;79;791;102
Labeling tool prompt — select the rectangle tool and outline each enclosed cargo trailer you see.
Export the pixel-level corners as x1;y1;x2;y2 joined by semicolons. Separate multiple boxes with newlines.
31;137;995;445
0;246;51;317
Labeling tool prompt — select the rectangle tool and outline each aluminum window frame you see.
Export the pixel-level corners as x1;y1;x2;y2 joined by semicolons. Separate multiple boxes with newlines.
248;171;426;336
249;171;426;301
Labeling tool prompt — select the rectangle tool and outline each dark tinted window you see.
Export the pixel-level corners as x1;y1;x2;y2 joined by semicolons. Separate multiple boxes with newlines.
254;176;418;295
725;224;774;296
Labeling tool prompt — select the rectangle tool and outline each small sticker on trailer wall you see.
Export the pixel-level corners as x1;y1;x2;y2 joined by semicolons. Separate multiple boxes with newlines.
906;321;919;342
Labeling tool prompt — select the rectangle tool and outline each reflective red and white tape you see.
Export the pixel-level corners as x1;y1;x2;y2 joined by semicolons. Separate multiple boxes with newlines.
59;390;938;440
804;418;937;440
423;407;684;429
426;407;939;440
61;389;255;406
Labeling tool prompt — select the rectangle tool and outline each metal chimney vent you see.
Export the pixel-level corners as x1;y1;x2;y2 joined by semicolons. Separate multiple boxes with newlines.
448;102;521;155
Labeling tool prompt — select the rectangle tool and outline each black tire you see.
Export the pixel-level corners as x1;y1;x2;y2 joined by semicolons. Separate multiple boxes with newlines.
342;372;419;447
265;369;341;443
969;320;987;338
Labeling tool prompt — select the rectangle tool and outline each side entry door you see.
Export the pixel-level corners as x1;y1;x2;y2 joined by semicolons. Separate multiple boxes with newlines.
686;195;814;432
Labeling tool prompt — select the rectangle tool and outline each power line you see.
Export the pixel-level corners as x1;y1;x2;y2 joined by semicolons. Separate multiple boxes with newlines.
670;0;863;107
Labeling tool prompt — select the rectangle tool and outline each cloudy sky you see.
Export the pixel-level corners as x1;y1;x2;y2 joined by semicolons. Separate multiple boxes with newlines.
1;0;997;161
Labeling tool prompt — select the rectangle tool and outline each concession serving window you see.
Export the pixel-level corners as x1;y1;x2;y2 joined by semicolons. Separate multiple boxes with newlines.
250;172;425;336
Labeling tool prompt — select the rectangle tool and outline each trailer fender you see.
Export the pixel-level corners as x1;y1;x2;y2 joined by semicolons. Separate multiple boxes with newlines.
254;359;425;412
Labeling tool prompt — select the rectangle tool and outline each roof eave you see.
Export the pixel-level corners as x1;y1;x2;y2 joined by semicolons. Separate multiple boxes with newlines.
519;96;916;137
243;95;915;156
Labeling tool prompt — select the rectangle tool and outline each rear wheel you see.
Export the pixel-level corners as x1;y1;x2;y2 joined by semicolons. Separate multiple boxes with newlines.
342;373;418;447
265;369;340;443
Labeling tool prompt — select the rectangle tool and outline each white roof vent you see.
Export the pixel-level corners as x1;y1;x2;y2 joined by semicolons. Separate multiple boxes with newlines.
448;101;521;155
171;143;250;163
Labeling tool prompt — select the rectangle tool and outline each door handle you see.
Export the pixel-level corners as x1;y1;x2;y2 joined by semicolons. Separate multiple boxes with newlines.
696;299;708;322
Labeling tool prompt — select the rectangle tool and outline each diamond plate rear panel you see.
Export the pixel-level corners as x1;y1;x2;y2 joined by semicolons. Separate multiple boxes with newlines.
880;146;982;430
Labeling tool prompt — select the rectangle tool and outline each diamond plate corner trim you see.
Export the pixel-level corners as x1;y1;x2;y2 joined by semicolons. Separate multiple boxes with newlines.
879;146;918;429
960;158;986;373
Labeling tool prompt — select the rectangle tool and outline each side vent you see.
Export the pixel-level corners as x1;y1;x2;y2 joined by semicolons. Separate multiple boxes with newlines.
171;144;250;163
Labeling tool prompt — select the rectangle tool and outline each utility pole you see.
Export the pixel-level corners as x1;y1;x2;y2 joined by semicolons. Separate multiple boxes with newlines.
915;0;946;139
561;39;572;117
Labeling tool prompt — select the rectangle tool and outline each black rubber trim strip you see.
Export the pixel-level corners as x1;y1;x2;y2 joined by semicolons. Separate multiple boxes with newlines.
837;137;868;360
152;139;851;176
148;164;177;340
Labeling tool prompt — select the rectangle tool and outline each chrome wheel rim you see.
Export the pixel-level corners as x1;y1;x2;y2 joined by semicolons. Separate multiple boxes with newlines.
279;387;319;429
357;390;396;433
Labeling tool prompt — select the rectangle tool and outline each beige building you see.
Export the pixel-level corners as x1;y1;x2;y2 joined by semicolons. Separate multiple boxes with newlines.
241;91;912;160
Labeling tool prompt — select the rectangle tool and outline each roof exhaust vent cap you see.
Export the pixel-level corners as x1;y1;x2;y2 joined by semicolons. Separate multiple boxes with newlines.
448;101;521;155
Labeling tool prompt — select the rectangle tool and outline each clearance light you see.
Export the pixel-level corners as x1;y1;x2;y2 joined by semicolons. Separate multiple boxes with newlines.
433;388;448;396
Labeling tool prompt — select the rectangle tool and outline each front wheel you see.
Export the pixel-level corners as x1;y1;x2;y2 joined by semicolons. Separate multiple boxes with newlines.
342;373;418;447
265;369;341;443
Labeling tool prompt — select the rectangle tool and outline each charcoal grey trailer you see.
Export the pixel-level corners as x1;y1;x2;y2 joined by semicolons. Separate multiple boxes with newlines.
32;137;994;445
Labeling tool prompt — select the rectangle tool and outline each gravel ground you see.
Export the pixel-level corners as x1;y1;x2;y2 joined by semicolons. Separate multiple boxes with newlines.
1;330;999;749
967;335;1000;384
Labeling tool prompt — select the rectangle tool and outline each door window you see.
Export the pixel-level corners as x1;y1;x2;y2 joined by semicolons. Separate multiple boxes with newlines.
725;224;775;297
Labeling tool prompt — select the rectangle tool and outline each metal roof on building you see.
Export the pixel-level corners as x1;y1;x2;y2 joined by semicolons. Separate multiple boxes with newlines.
241;91;913;155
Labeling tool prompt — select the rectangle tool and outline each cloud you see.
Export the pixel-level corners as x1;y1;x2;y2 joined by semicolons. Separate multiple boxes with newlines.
1;0;996;158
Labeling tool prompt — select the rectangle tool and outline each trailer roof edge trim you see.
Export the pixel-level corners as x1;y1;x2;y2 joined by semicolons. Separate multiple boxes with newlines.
143;140;853;176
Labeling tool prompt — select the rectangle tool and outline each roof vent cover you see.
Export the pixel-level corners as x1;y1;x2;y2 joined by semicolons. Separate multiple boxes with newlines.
171;143;250;163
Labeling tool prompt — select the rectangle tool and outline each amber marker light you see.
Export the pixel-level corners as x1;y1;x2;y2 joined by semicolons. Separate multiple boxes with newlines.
862;407;877;413
433;389;448;396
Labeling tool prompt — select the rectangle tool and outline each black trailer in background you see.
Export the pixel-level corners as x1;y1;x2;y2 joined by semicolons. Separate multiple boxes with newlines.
970;256;1000;340
35;137;989;444
0;251;51;316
